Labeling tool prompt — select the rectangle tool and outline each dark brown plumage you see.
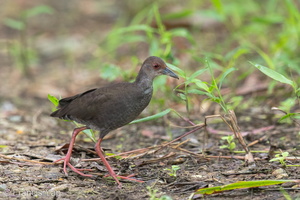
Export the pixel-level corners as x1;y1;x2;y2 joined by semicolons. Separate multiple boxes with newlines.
51;56;178;187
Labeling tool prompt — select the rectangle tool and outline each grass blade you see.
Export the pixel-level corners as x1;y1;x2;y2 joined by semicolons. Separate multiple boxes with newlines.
129;109;172;124
195;180;298;195
218;67;237;89
167;63;186;78
48;94;59;107
82;129;96;143
250;62;294;86
187;68;208;83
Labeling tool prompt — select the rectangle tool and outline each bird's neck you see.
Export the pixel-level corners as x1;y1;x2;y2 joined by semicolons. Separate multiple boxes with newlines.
135;69;154;92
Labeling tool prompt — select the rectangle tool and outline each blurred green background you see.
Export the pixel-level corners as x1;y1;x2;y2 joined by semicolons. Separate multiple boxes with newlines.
1;0;299;115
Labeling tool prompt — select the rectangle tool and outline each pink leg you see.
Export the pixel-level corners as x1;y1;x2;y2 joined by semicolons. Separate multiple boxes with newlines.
54;126;93;177
95;138;144;188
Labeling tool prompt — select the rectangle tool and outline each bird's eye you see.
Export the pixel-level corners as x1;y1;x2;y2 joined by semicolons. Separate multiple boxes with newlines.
153;64;160;69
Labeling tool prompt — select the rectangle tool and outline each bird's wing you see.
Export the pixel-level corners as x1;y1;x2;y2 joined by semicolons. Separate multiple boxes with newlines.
50;83;135;121
57;88;97;107
50;88;111;120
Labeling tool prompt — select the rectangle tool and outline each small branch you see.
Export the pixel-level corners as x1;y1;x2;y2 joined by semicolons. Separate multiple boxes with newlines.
0;153;54;165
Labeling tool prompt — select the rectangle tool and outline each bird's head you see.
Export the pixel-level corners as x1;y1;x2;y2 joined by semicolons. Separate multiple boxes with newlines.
140;56;179;80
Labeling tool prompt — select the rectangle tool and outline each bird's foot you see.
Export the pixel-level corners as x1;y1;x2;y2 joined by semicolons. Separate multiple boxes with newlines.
104;173;144;188
54;157;93;177
94;138;144;188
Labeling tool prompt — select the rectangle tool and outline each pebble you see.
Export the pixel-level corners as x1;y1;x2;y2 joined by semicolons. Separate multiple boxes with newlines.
49;184;69;192
0;184;7;191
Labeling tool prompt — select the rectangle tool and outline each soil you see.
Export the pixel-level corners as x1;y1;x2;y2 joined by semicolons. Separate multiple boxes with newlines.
1;75;300;200
0;1;300;200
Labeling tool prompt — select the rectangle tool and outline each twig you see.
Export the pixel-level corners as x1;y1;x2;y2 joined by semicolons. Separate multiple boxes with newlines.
206;155;261;161
247;135;268;147
135;152;176;166
0;153;54;165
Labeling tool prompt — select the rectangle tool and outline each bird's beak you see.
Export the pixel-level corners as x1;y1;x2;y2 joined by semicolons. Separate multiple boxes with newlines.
162;67;179;79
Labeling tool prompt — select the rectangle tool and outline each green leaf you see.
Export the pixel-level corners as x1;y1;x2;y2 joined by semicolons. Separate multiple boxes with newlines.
250;62;294;86
229;142;236;150
24;5;54;18
104;152;122;159
296;88;300;97
225;47;250;62
166;63;186;78
218;67;237;89
159;195;173;200
187;89;213;98
82;129;96;143
4;18;25;30
186;68;208;83
279;112;300;122
253;15;284;24
193;80;210;92
281;152;289;157
252;48;275;70
169;28;195;43
118;35;146;45
195;180;298;195
129;109;172;124
211;0;223;14
278;97;296;111
163;10;193;20
178;93;187;101
293;113;300;119
112;24;154;35
48;94;59;107
172;165;181;171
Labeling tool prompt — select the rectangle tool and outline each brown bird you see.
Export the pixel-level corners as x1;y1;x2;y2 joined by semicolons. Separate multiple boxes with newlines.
50;56;179;187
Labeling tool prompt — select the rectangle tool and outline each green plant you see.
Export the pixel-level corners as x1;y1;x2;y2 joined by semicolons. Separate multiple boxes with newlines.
251;63;300;125
270;151;289;167
169;59;237;114
212;0;300;74
102;3;194;61
194;180;298;195
202;0;300;104
4;5;53;77
147;186;173;200
48;94;59;108
168;63;207;114
96;3;194;109
220;135;236;152
164;165;181;177
280;187;293;200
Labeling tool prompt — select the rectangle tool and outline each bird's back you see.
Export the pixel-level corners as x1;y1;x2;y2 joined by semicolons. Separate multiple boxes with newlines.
51;82;153;136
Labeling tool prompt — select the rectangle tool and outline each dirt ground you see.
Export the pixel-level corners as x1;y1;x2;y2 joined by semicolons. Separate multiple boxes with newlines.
0;1;300;200
0;73;300;200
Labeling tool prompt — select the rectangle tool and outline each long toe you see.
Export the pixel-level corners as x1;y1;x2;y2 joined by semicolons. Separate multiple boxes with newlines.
53;157;69;176
115;175;144;183
54;157;93;177
67;163;93;177
104;173;144;188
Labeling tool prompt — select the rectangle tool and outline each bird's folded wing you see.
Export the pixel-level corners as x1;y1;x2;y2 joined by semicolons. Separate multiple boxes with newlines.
51;88;111;120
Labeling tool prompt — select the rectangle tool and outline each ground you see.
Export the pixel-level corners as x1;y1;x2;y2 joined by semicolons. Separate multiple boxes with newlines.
0;1;300;200
0;85;299;199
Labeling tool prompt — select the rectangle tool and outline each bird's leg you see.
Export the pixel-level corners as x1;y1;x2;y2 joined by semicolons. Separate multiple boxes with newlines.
54;126;93;177
95;138;144;188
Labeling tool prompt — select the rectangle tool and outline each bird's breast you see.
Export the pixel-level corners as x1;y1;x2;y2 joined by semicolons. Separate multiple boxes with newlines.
97;88;153;131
